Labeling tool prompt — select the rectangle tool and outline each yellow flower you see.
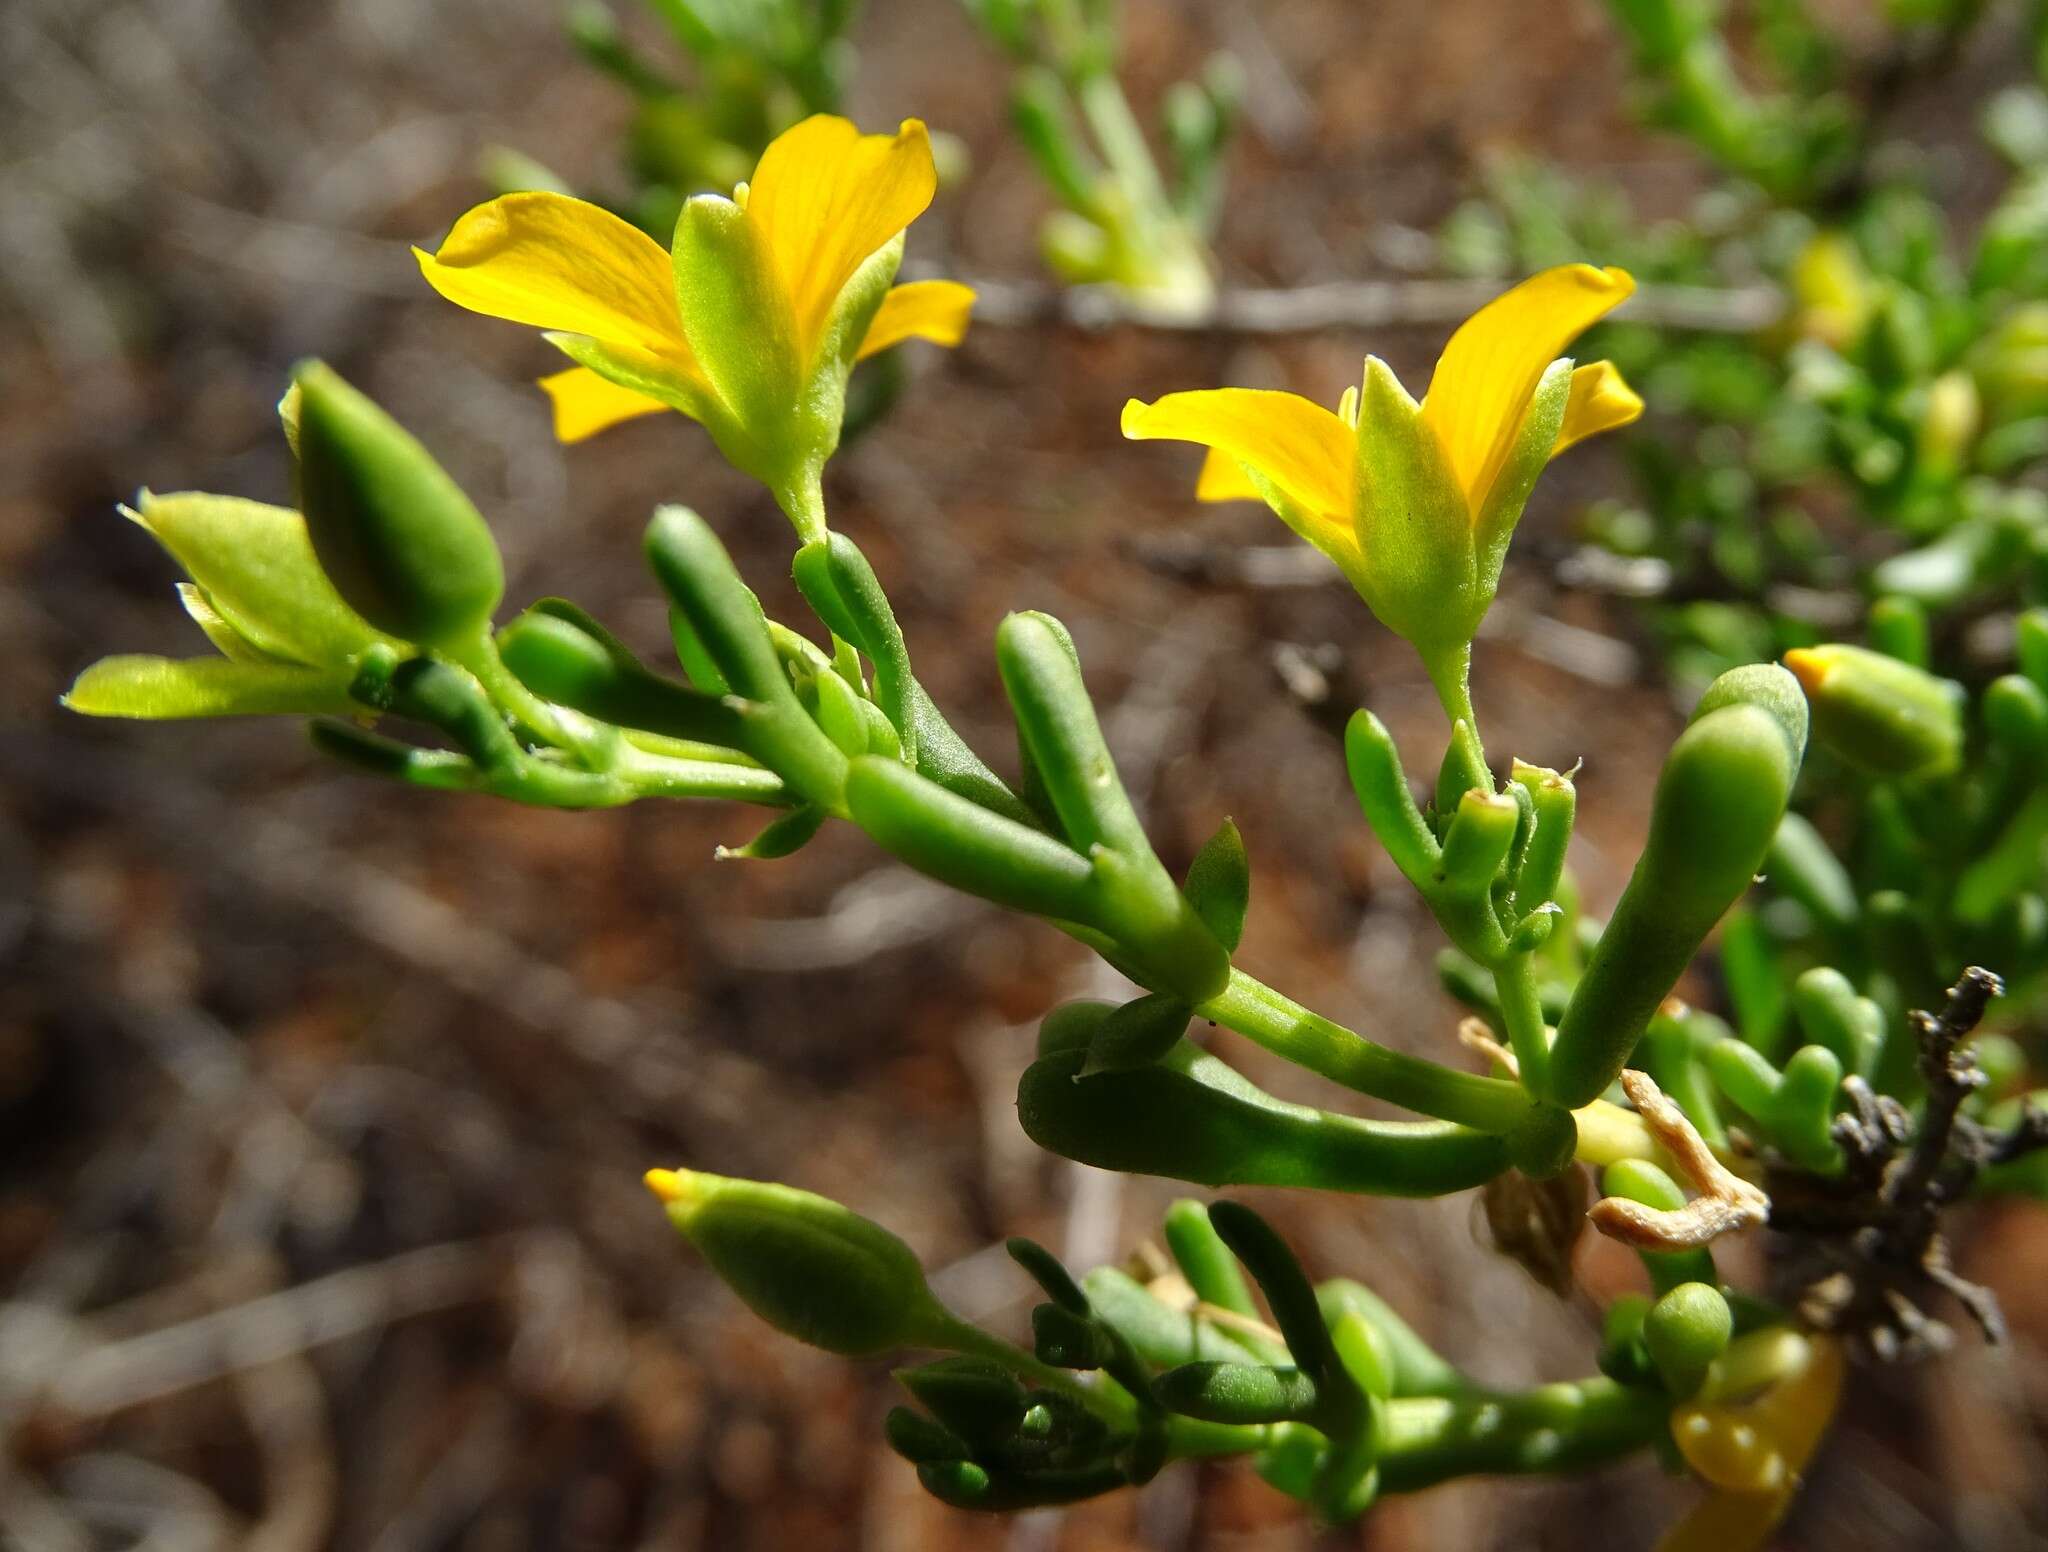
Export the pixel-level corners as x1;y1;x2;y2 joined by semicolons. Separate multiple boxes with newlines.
1121;265;1642;683
1658;1335;1844;1552
417;115;974;535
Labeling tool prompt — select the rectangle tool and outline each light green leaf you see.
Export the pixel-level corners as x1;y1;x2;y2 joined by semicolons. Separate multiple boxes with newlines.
64;655;358;719
176;583;294;664
128;491;392;668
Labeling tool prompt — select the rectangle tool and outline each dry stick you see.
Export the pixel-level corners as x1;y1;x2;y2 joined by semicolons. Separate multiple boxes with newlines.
55;1452;239;1552
37;1238;512;1420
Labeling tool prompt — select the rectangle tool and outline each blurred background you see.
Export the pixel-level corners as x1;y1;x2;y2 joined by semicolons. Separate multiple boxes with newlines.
4;0;2045;1547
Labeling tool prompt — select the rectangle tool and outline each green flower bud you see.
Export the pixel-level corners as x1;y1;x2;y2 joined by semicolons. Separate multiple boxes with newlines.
1643;1282;1733;1400
1154;1362;1321;1425
896;1358;1029;1450
1030;1303;1110;1370
1785;643;1963;777
293;362;503;649
883;1406;970;1465
1548;668;1807;1108
915;1458;1128;1512
645;1169;952;1356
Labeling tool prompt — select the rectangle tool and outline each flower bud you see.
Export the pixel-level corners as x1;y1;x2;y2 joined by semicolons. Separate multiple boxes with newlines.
1643;1282;1733;1399
645;1168;952;1355
1791;232;1873;348
293;362;503;649
1153;1362;1321;1425
1784;643;1963;777
1916;369;1980;475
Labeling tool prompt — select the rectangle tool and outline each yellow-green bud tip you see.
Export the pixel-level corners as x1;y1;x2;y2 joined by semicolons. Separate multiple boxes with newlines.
1782;648;1828;696
643;1167;693;1205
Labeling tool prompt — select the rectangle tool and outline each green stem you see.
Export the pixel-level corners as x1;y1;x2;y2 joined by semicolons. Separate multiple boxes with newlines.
777;467;830;545
1374;1377;1666;1491
1200;970;1539;1134
1165;1417;1277;1459
1494;955;1553;1099
1073;68;1171;214
1423;641;1480;748
616;747;794;804
450;630;604;758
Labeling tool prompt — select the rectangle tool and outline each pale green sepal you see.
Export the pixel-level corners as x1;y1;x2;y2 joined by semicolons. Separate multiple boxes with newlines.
1472;357;1573;585
277;382;302;458
817;232;905;381
64;655;359;719
543;333;707;422
127;492;392;669
176;583;296;664
1235;464;1374;597
1351;357;1480;656
670;195;824;523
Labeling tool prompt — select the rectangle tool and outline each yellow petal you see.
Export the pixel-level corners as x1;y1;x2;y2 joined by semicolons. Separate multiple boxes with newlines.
1123;389;1354;530
1660;1339;1842;1552
538;368;670;443
1654;1484;1793;1552
1420;264;1635;513
1195;448;1265;503
746;116;938;363
416;193;694;363
857;279;976;360
1552;360;1644;457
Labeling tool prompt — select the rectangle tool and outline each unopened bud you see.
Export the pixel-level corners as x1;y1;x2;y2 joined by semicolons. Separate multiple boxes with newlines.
1784;643;1963;777
645;1169;951;1355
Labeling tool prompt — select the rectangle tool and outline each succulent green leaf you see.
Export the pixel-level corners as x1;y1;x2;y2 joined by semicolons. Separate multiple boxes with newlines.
64;655;357;719
1182;817;1251;951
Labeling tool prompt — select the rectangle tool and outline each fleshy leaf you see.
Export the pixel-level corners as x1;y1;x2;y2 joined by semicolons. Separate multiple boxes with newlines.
64;655;358;719
1183;816;1250;952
